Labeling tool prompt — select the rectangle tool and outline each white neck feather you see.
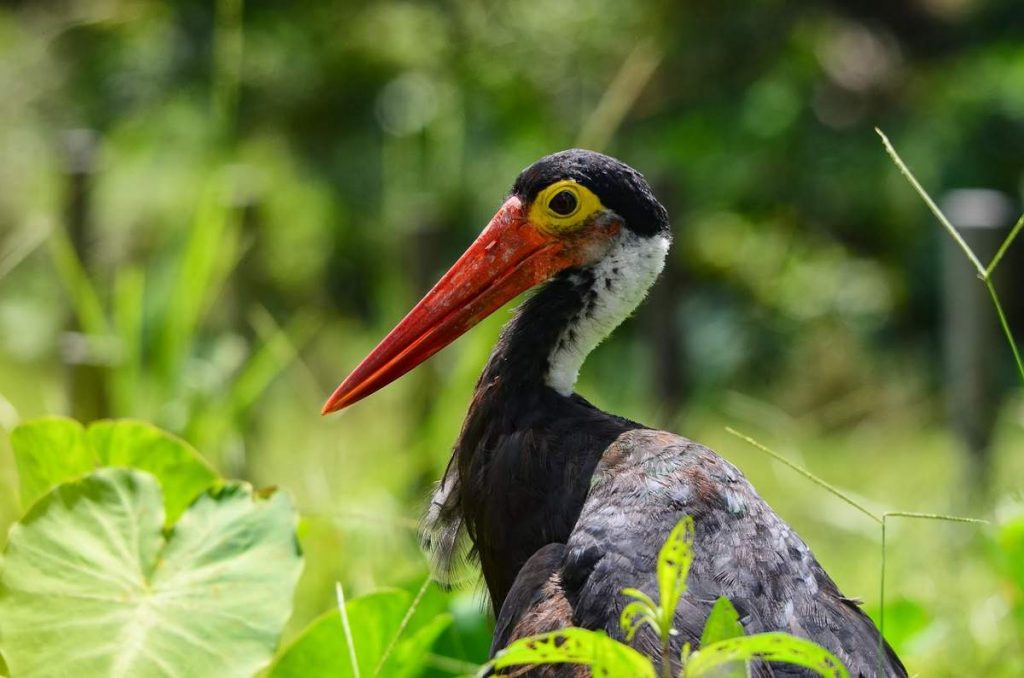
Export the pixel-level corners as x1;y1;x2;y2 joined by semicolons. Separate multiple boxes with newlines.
545;230;670;396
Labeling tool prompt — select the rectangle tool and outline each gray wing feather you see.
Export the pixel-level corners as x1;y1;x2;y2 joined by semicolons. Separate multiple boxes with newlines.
494;429;906;678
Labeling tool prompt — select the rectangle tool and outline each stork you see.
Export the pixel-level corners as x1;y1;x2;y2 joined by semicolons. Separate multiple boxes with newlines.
324;150;905;676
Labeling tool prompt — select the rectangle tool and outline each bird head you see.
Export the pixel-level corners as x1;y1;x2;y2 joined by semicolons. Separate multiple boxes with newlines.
323;149;669;414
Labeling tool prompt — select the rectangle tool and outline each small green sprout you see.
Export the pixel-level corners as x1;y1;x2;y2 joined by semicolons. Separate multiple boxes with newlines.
482;515;848;678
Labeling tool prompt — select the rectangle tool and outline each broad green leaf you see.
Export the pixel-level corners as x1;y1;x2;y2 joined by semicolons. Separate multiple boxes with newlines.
10;418;218;523
697;597;747;678
269;589;452;678
340;590;410;676
10;417;92;509
483;628;656;678
86;420;218;523
270;610;359;678
658;515;695;632
0;468;302;678
389;615;455;675
700;597;746;646
686;632;848;678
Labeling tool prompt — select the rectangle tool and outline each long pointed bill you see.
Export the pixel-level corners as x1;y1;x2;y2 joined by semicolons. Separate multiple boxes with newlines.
323;197;585;414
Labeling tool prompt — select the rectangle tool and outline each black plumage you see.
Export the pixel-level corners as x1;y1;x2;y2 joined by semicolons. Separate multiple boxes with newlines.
420;150;906;677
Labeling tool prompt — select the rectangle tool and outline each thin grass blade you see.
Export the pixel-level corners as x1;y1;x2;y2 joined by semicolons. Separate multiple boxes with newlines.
985;212;1024;277
875;128;985;275
372;575;433;678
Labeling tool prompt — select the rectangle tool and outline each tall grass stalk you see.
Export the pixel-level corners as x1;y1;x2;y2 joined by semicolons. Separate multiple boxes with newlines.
878;512;986;642
336;582;362;678
724;427;985;675
876;128;1024;383
213;0;245;140
0;224;48;282
724;427;880;525
576;38;664;152
372;575;433;677
155;177;242;387
47;223;109;338
110;267;144;415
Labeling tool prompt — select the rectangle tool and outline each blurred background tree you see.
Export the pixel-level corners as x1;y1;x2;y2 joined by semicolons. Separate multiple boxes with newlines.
0;0;1022;675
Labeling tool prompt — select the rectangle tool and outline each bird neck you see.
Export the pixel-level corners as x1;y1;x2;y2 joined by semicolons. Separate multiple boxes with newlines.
482;229;670;396
443;228;669;609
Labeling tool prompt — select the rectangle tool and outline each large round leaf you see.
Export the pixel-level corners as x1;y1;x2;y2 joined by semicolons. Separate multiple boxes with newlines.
10;418;217;523
0;468;302;677
84;420;218;523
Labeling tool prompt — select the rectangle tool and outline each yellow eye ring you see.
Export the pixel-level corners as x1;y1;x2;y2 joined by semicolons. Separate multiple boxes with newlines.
530;179;604;233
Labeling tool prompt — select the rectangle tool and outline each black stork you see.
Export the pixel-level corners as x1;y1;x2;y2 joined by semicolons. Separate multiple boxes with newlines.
323;150;906;677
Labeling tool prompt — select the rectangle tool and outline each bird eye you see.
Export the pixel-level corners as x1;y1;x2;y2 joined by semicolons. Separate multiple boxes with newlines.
547;189;579;217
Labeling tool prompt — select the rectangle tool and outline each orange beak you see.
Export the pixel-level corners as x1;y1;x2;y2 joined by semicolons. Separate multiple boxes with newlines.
322;197;595;414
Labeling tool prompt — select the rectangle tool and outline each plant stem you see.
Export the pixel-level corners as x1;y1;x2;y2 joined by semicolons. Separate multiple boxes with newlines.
877;512;986;676
883;511;987;525
725;427;881;525
727;427;988;677
374;575;433;677
985;212;1024;278
576;39;663;152
878;519;887;678
213;0;244;141
661;630;672;678
985;278;1024;383
877;128;1023;385
336;582;362;678
875;128;986;275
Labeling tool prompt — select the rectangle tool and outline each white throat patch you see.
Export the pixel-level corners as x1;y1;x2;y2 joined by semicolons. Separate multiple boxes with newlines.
545;231;670;395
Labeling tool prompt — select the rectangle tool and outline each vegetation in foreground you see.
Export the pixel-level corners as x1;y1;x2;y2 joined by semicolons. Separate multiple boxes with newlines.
2;414;1022;677
0;418;843;677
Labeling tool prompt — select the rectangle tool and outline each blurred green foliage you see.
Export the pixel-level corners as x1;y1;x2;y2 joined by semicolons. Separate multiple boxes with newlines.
0;0;1023;675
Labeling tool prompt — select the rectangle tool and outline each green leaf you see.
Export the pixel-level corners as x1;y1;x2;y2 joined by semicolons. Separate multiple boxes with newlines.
270;610;362;678
85;420;218;523
620;587;660;642
10;418;218;523
483;628;657;678
700;597;746;646
269;589;452;678
0;468;302;678
657;515;695;632
697;597;748;678
622;586;658;611
10;417;92;509
621;600;660;642
389;615;454;675
993;513;1024;593
686;632;849;678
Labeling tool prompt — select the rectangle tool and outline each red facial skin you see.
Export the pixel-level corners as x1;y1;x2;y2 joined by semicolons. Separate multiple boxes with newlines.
322;196;619;414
